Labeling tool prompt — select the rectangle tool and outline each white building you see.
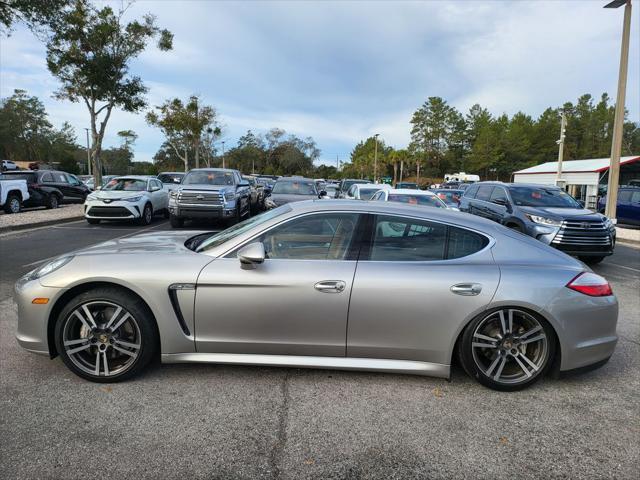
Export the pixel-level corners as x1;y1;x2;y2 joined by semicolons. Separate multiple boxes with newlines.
513;155;640;209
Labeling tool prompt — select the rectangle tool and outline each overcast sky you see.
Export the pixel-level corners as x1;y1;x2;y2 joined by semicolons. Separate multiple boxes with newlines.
1;0;638;166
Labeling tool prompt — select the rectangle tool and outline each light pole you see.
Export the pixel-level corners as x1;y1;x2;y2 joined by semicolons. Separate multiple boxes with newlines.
84;128;91;175
221;141;226;169
604;0;633;221
556;111;567;188
373;133;380;183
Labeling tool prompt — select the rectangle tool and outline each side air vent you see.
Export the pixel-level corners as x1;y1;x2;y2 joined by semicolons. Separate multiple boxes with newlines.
168;284;195;336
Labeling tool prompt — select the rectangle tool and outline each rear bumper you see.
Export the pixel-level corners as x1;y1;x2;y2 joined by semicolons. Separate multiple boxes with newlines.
543;290;618;372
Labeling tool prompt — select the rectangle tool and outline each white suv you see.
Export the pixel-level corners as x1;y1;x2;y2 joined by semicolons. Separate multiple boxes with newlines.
84;176;169;225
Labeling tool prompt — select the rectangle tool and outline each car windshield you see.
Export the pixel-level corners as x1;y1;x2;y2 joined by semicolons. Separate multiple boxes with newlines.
435;190;462;204
272;181;317;195
158;173;184;184
183;171;234;185
359;187;384;200
509;186;581;208
196;205;293;252
388;194;446;208
103;179;147;191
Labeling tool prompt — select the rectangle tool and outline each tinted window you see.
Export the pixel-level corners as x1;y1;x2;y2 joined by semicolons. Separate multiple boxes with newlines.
509;186;580;208
152;180;163;189
183;171;234;186
371;216;447;261
464;184;479;198
475;185;493;201
359;187;384;200
630;191;640;203
256;213;359;260
41;172;54;182
53;172;68;183
618;190;632;202
157;173;184;184
447;227;490;259
489;187;508;204
272;181;316;195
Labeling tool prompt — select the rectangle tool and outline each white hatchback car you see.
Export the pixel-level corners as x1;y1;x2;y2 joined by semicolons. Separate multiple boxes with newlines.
84;176;169;225
370;188;452;209
345;183;392;200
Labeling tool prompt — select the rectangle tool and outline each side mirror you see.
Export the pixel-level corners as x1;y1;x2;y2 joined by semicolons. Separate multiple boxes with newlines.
237;242;265;269
238;181;251;188
578;200;585;208
95;186;102;191
263;187;272;197
318;190;327;198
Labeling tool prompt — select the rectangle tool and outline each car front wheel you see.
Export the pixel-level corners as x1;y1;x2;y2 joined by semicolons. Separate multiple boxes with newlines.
459;308;555;391
54;287;158;382
139;203;153;225
3;193;22;213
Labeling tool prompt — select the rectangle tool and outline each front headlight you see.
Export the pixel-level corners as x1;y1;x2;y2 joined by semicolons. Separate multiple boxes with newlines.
603;217;614;228
223;191;236;202
526;214;562;227
125;196;143;202
25;256;74;281
169;190;178;198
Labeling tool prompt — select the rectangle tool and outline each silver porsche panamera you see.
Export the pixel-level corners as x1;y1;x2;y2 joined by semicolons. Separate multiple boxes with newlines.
15;200;618;391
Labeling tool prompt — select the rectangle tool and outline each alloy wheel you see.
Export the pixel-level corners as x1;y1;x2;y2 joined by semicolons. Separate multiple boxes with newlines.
10;198;20;213
62;301;141;377
471;309;548;385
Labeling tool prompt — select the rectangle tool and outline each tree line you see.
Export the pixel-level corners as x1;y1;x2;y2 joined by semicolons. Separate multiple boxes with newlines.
343;94;640;184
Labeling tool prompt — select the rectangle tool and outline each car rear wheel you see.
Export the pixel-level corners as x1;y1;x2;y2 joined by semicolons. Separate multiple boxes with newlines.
459;308;555;391
47;194;60;209
4;193;22;214
54;287;158;382
169;214;184;228
138;203;153;225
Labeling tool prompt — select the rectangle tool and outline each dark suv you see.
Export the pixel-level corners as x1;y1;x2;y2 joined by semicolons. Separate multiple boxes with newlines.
459;182;615;264
1;170;89;209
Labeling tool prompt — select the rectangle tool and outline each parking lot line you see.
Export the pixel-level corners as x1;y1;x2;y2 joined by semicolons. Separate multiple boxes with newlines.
20;220;169;268
603;262;640;273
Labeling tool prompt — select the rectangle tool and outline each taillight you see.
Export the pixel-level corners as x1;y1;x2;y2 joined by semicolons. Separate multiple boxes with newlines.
567;272;613;297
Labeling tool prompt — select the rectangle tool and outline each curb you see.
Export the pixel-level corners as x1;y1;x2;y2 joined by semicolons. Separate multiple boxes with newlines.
0;215;85;234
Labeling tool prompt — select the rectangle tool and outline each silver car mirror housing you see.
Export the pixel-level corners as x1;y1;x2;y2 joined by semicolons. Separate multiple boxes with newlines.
237;242;265;269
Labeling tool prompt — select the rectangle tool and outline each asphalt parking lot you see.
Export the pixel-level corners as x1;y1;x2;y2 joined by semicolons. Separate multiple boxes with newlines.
0;219;638;479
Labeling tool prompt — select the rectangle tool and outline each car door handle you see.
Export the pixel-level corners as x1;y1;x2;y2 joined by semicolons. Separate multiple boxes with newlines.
314;280;346;293
450;283;482;296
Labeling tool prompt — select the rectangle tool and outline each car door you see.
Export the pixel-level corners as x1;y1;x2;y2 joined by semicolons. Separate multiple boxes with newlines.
149;179;167;211
487;186;509;223
615;189;632;223
347;214;500;365
471;185;494;218
49;171;73;200
194;212;362;357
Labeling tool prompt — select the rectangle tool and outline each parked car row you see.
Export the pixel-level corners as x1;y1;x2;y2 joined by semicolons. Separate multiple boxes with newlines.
1;170;90;212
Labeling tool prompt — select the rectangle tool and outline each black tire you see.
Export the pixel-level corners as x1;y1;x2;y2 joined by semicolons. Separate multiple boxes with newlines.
580;255;606;265
3;193;22;214
458;308;556;392
138;203;153;226
54;287;159;383
163;208;170;219
228;204;242;226
46;194;60;209
86;218;100;225
169;214;184;228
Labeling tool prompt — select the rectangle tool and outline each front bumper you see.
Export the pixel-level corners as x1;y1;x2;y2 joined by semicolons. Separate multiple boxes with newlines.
14;276;65;355
84;200;142;220
169;199;236;219
528;223;616;257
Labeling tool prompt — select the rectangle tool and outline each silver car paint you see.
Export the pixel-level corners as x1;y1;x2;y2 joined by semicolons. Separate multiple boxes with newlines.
14;200;617;377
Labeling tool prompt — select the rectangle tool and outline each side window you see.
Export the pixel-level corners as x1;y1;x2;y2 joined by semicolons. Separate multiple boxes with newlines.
253;213;360;260
618;190;632;202
153;179;163;189
347;185;356;197
447;227;490;259
370;215;447;261
41;172;54;182
464;184;479;198
630;191;640;203
475;186;493;202
55;172;68;183
489;187;508;204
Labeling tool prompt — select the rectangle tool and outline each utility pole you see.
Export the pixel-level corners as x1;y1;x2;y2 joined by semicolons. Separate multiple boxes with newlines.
194;97;200;169
221;141;226;169
556;111;567;188
84;128;91;175
400;160;404;183
604;0;632;221
416;158;421;184
373;134;380;183
336;155;339;171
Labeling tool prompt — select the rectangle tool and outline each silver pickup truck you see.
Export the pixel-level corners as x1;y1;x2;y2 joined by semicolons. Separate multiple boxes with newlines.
0;176;30;213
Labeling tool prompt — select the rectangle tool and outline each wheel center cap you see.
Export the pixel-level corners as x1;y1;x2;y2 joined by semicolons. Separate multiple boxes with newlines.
503;339;513;349
98;334;109;344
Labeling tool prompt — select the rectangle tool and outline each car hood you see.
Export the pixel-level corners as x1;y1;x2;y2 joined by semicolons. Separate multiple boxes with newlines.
91;190;146;200
270;193;317;205
69;231;208;256
178;184;232;192
519;206;603;221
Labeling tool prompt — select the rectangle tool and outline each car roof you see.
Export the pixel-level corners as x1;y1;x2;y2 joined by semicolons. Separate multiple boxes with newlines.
188;168;236;173
355;183;389;189
277;177;315;182
388;188;435;195
111;175;152;181
158;171;184;175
